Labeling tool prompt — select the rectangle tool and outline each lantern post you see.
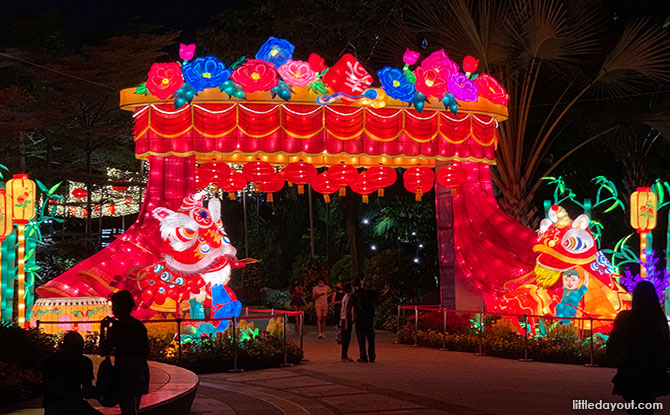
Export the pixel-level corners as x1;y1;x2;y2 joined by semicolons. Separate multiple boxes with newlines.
7;174;36;327
630;187;657;278
0;189;13;322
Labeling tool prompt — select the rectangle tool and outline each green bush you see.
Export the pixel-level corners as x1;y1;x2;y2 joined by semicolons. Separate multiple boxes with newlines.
264;288;291;310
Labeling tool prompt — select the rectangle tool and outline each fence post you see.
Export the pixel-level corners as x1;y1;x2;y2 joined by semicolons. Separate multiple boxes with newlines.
585;317;597;367
245;307;249;317
439;308;448;351
475;308;485;356
281;312;293;367
412;306;419;347
395;305;401;344
176;318;182;363
229;316;243;373
520;314;532;362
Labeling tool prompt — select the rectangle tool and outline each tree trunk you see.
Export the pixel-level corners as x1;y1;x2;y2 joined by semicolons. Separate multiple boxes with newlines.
85;149;92;253
341;193;363;282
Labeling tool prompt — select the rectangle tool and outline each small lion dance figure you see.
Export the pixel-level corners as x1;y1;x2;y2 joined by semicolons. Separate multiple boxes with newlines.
116;191;243;334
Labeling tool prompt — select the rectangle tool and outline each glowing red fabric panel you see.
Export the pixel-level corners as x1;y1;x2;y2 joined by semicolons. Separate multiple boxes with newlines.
133;104;498;164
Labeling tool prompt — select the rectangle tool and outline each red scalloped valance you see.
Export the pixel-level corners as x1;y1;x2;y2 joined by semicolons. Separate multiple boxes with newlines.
133;104;498;167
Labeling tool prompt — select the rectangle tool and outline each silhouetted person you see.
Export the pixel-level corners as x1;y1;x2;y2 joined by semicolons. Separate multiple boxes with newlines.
607;281;670;414
339;282;354;362
43;331;101;415
102;290;150;415
350;280;389;363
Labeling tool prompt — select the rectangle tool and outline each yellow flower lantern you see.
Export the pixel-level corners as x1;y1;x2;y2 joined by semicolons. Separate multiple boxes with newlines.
7;174;36;224
630;187;657;278
7;174;36;327
630;187;657;232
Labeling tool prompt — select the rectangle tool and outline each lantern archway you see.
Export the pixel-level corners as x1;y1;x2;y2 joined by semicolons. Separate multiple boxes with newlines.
37;39;575;316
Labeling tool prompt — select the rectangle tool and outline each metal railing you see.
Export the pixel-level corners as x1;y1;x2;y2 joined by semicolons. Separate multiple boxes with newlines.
35;307;304;373
397;305;616;366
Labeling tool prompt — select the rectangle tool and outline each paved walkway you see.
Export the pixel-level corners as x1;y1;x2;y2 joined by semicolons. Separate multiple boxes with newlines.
190;327;670;415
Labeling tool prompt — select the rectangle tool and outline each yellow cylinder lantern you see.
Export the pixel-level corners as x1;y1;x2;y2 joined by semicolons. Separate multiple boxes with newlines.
30;297;110;335
630;187;657;278
7;174;36;327
7;174;36;225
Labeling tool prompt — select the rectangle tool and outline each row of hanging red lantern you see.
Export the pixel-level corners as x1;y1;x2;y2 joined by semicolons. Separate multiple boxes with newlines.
196;161;465;203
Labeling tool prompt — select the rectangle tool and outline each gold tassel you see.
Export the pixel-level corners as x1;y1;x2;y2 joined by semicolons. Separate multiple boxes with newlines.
415;190;422;202
363;195;368;203
287;181;293;187
228;192;235;200
267;193;273;203
324;195;330;203
298;184;304;194
339;187;346;196
378;188;384;197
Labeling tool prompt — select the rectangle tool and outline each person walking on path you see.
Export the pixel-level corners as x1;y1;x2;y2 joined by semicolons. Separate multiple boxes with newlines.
102;290;150;415
339;282;354;362
290;279;306;333
43;331;101;415
607;280;670;414
332;282;345;331
312;279;332;339
350;279;389;363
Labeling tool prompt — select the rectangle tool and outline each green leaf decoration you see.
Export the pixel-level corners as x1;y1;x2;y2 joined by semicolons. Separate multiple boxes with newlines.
230;56;247;70
48;182;62;195
308;79;328;95
135;82;149;95
35;180;48;193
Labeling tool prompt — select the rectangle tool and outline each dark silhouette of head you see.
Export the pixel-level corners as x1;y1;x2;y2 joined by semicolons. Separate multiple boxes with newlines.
632;280;665;325
62;331;84;356
111;290;135;318
352;279;361;289
343;282;353;294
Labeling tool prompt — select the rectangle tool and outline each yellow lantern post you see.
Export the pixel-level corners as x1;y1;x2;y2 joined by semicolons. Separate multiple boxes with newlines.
0;189;13;322
7;174;36;327
630;187;658;278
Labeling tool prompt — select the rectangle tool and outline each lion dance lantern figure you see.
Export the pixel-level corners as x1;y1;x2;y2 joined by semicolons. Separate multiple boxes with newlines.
118;191;243;333
496;205;631;333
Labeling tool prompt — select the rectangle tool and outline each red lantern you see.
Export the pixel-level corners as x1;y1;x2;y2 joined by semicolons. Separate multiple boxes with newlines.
311;173;339;203
72;187;87;199
326;163;359;196
108;204;116;215
242;160;274;184
367;166;396;197
404;167;435;201
282;162;317;194
350;173;377;204
219;171;247;200
197;162;231;190
436;163;464;188
257;173;284;202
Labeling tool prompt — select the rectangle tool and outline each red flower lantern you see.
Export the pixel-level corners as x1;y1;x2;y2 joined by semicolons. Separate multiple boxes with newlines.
311;173;339;203
282;161;317;194
436;163;464;188
257;173;284;202
230;59;279;93
350;173;377;204
219;171;247;200
326;163;359;196
146;62;184;99
474;74;509;105
403;167;435;201
197;162;231;190
367;166;396;197
242;160;274;184
72;187;88;199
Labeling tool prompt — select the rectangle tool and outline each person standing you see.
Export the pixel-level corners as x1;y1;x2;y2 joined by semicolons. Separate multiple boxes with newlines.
312;279;332;339
102;290;150;415
350;280;389;363
339;283;354;362
289;279;305;333
607;281;670;414
332;282;345;332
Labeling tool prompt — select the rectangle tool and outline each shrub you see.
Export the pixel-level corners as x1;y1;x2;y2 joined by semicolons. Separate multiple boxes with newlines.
264;288;291;310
